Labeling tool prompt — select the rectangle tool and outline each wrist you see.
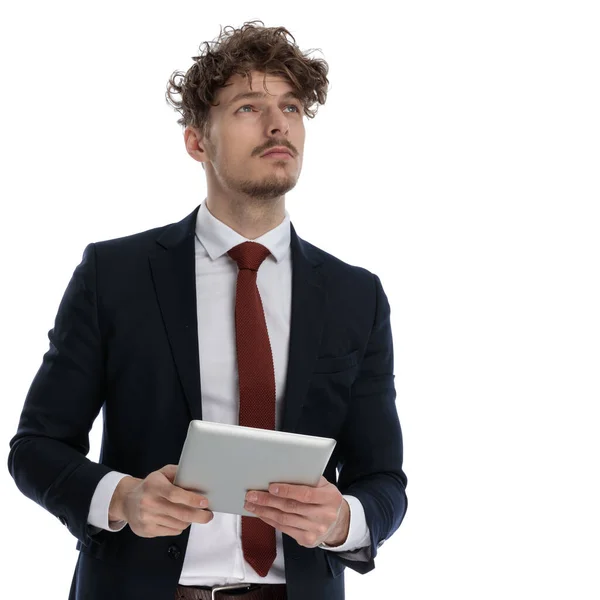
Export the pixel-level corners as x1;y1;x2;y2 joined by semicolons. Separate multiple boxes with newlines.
324;499;350;546
109;476;139;522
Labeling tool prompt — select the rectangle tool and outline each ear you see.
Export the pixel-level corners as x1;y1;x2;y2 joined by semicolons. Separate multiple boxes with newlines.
184;126;207;165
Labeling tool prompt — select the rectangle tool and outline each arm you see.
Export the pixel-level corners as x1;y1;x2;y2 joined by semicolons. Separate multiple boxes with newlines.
324;272;408;576
7;244;114;547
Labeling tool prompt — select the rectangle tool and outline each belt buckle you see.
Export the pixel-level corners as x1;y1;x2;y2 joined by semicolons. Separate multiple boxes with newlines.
211;583;253;600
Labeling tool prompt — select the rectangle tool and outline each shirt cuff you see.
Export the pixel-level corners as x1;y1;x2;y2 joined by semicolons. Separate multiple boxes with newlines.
87;470;131;532
318;494;371;552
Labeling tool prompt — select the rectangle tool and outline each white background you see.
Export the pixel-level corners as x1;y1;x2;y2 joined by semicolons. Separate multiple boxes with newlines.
1;1;599;598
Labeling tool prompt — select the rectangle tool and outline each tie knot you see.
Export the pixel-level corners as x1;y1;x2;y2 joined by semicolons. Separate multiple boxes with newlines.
227;241;271;271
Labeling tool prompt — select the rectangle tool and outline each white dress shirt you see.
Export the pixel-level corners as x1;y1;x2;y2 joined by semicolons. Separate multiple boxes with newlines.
87;198;372;585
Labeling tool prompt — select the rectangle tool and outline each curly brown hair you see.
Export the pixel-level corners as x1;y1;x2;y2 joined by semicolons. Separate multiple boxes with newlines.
165;20;330;140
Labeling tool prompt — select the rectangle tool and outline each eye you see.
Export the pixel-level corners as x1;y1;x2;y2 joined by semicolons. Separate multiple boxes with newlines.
237;104;301;113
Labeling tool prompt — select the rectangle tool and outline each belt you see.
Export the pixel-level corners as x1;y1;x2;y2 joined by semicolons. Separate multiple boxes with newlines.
175;582;287;600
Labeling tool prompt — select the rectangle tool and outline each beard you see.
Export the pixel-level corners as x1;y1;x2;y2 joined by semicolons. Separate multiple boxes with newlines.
207;142;300;203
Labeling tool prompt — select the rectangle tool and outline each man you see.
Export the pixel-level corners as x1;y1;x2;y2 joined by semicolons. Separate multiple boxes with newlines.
8;21;407;600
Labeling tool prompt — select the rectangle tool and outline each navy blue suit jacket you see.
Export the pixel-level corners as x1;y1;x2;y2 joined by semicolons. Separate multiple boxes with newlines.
8;204;407;600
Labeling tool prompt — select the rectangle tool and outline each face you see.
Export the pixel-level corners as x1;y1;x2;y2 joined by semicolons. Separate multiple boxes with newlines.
184;70;305;202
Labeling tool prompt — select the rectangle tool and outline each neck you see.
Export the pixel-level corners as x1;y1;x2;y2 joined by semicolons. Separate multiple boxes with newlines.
205;194;286;240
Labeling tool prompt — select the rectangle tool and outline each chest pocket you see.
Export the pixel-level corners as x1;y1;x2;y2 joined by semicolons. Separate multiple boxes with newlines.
313;349;359;374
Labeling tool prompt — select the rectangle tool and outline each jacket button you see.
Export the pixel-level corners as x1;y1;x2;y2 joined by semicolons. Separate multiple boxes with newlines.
167;544;181;560
59;516;68;527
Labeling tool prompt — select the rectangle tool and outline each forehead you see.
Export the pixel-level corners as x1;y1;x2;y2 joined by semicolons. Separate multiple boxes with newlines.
218;71;298;106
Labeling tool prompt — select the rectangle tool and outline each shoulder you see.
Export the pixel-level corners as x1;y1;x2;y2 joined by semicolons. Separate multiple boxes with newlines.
301;237;376;287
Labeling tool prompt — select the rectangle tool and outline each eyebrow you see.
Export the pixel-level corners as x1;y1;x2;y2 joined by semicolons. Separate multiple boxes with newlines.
226;90;303;107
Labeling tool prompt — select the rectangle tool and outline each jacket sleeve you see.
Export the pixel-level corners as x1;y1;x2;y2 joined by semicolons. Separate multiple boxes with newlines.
324;272;408;577
7;243;113;547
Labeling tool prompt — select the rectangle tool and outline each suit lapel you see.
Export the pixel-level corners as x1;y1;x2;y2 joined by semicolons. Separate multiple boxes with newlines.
148;205;203;421
280;223;327;433
149;204;327;433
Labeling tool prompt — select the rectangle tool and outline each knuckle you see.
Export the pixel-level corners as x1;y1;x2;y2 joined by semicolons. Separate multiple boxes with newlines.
177;509;190;522
172;510;183;523
139;495;152;510
318;524;328;535
286;499;299;512
327;510;338;523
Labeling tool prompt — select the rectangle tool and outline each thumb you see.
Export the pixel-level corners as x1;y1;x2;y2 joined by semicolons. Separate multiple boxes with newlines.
158;464;179;483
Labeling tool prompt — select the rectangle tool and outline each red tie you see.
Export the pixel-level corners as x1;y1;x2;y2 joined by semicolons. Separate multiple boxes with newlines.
227;241;277;578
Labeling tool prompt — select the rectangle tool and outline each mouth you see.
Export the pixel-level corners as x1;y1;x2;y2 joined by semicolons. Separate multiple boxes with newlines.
261;152;293;159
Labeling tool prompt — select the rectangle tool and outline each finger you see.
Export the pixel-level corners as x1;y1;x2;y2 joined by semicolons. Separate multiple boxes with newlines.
155;471;208;509
250;489;334;520
134;522;184;539
268;481;328;504
247;503;325;535
138;496;193;528
157;465;208;505
156;507;213;528
155;512;194;530
152;523;186;537
155;496;214;524
158;464;179;482
169;486;209;509
257;514;323;548
247;494;327;522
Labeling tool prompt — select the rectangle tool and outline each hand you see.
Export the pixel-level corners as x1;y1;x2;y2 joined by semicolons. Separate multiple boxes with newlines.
109;464;214;538
244;476;350;548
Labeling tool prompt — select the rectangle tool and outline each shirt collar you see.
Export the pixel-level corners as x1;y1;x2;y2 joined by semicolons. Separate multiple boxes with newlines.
195;197;291;263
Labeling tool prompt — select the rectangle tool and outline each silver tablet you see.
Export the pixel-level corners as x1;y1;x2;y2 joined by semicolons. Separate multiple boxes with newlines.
173;420;337;518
